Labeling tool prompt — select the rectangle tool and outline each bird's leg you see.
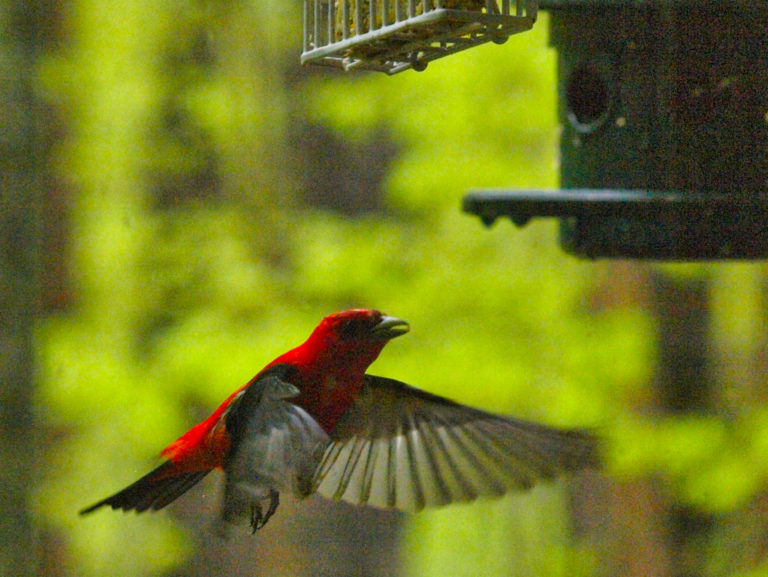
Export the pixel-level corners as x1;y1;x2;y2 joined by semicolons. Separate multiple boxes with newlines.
249;505;261;534
249;489;280;533
264;489;280;524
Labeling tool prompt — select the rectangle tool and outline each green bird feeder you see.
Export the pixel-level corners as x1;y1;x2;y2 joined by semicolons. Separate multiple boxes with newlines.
464;1;768;259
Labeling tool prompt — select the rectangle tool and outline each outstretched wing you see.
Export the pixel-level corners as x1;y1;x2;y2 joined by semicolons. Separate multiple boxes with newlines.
314;375;599;512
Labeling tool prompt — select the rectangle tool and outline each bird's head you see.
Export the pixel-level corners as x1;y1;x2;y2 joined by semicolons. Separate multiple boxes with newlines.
319;308;410;342
304;309;409;371
267;309;409;382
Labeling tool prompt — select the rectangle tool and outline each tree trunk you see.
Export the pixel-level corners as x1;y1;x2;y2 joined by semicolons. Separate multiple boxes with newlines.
0;2;49;575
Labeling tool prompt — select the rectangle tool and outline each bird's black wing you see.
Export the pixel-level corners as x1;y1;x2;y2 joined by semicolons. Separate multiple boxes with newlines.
79;461;211;515
313;375;599;512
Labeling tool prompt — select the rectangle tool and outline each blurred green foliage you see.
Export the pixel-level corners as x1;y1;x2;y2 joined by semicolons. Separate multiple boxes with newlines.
28;0;768;576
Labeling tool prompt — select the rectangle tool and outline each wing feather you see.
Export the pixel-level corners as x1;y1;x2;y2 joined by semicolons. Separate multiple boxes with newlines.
314;375;599;512
79;462;211;515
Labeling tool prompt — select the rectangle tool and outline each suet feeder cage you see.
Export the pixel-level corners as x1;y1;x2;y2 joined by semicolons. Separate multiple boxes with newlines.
301;0;537;74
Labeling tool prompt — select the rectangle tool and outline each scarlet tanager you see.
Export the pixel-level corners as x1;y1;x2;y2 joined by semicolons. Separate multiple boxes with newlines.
80;309;598;533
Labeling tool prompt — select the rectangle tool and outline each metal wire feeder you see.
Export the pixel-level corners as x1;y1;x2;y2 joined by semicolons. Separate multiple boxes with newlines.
302;0;538;74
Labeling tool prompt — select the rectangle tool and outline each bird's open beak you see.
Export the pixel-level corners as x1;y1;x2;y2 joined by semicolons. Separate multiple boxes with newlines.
372;315;410;340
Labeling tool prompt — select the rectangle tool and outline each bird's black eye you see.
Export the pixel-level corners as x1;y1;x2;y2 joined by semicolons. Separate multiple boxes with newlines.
339;320;362;340
339;318;374;340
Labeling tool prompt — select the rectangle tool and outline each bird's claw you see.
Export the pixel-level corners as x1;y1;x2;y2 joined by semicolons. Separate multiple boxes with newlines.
249;489;279;533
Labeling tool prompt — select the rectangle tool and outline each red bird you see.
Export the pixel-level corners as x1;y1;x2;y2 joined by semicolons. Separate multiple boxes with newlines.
80;309;598;532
